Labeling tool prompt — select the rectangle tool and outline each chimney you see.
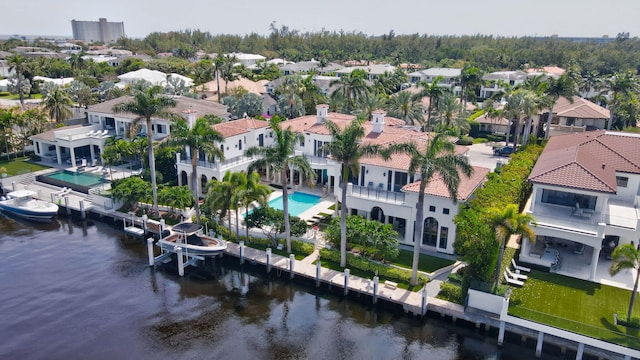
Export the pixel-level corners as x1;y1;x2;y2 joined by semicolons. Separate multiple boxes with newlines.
316;104;329;124
183;109;197;129
372;109;386;133
601;163;605;169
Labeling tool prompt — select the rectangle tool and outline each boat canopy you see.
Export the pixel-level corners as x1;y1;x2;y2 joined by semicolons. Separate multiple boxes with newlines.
7;190;38;198
172;222;203;234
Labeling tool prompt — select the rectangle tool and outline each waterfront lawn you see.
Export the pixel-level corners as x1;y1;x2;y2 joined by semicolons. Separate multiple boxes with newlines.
0;157;50;176
389;249;456;274
509;271;640;349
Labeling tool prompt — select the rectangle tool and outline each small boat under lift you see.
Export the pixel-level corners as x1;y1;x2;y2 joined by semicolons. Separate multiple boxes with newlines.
156;222;227;256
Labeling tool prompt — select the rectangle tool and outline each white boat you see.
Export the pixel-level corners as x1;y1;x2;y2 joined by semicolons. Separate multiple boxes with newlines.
0;190;59;221
156;222;227;256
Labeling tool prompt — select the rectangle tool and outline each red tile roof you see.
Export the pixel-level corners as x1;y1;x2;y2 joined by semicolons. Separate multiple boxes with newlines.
528;131;640;193
213;118;269;137
402;166;490;201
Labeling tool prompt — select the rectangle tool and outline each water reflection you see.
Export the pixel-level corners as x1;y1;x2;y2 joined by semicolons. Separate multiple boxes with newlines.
0;217;554;360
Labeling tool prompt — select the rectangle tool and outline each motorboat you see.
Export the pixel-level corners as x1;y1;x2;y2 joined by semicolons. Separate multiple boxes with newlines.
156;222;227;256
0;190;59;221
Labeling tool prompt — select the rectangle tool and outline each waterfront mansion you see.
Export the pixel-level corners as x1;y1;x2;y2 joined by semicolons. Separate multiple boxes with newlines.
176;105;489;255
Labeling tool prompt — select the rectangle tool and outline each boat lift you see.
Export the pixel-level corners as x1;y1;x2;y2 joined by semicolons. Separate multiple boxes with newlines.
146;221;205;276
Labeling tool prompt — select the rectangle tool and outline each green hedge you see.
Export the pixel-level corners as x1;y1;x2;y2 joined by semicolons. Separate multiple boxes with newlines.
319;248;429;286
454;142;544;292
437;282;464;304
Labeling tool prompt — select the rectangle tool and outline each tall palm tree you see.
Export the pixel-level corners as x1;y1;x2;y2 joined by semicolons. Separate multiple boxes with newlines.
603;71;639;130
43;87;73;123
414;76;448;131
213;54;225;101
541;74;576;139
488;204;536;290
245;117;315;253
204;171;243;235
238;171;271;240
67;52;86;76
7;54;29;107
323;117;381;268
460;66;483;109
609;243;640;323
220;55;239;95
433;92;469;134
504;88;543;147
386;91;424;126
359;92;387;120
112;86;182;216
386;132;473;285
330;69;370;114
164;117;224;224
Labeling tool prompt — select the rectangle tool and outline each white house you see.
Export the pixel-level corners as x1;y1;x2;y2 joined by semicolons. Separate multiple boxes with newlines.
407;67;462;94
277;105;490;254
30;96;230;167
175;118;273;195
521;131;640;281
335;64;396;81
226;52;266;67
117;68;194;88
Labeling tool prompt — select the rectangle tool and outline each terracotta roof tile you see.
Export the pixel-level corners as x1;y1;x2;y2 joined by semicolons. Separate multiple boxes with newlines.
213;118;269;138
528;130;640;193
401;166;490;201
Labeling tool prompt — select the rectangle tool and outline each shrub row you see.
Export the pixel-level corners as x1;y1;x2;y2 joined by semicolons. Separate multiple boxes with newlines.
454;142;544;291
319;248;429;286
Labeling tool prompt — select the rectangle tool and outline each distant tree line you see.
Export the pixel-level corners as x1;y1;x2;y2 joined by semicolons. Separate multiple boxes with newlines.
104;26;640;75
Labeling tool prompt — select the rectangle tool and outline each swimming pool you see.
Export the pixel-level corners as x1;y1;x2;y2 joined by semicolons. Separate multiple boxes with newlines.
36;170;109;194
267;192;321;216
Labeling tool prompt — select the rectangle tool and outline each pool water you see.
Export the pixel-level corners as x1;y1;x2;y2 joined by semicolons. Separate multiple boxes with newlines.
268;192;321;216
45;170;106;187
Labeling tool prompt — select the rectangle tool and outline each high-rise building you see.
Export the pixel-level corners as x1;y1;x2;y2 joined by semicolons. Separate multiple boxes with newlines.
71;18;125;43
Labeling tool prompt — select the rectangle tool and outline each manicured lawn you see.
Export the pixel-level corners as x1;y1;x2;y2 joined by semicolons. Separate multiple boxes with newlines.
509;270;640;349
0;93;42;100
0;158;50;176
389;249;456;274
244;241;306;261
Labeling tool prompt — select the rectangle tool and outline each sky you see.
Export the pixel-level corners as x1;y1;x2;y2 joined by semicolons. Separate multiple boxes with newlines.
2;0;639;39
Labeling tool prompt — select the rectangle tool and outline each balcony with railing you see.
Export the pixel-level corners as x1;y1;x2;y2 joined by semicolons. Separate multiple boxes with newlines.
346;183;406;204
180;155;255;171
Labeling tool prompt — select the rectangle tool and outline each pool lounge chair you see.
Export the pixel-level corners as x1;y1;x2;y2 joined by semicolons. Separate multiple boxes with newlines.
506;267;528;281
504;271;524;287
511;259;531;273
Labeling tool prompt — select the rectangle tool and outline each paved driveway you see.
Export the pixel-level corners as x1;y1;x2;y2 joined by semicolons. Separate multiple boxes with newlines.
464;142;510;171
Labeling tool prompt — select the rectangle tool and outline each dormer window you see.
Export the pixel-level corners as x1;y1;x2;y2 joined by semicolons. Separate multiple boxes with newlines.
616;176;628;187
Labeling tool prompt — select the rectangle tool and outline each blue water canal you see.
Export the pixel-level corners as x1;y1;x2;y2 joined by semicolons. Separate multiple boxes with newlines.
0;213;567;359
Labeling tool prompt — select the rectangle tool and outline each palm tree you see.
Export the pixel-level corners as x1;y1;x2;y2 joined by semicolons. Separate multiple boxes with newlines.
504;88;544;147
330;69;370;114
386;132;473;285
112;86;182;217
238;171;271;240
609;244;640;323
433;92;469;135
386;91;424;126
541;74;576;139
414;76;448;131
213;54;225;101
67;52;86;76
460;66;483;109
204;171;243;235
322;117;381;268
245;117;315;253
164;117;224;224
220;55;239;95
7;54;29;107
43;87;73;123
488;204;536;290
603;71;639;130
359;92;387;120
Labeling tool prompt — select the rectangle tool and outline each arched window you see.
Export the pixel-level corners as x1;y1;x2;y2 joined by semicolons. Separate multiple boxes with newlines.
201;174;208;194
422;217;438;246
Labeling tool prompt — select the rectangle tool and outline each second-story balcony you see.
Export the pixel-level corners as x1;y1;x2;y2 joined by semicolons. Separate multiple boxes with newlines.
180;154;255;171
346;184;405;204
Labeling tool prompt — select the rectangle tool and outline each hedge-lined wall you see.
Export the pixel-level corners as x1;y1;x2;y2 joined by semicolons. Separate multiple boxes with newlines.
453;143;544;292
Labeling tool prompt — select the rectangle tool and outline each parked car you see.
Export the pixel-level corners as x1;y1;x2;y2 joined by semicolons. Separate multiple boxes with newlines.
494;146;515;156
